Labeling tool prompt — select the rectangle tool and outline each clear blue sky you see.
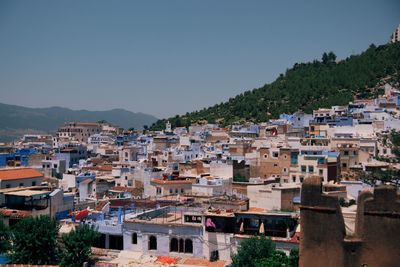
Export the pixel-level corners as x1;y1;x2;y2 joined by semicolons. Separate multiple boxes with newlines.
0;0;399;118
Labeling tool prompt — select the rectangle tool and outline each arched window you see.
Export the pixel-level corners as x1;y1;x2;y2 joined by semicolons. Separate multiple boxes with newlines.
170;238;178;252
148;235;157;250
185;239;193;254
179;238;184;253
131;232;137;244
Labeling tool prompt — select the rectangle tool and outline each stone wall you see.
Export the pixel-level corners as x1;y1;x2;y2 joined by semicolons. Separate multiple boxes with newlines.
300;176;400;267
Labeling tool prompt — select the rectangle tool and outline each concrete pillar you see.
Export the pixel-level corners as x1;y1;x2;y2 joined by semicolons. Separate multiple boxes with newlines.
105;234;110;249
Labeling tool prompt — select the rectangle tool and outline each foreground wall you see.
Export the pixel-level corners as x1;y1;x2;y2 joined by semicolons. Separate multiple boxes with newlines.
300;176;400;267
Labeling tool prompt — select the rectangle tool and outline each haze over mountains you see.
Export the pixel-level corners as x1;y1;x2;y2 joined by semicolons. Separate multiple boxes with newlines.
0;103;158;142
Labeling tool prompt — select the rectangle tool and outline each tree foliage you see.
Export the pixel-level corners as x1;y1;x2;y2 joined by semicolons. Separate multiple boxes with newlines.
232;236;298;267
0;221;10;254
150;42;400;130
60;224;100;267
10;216;59;265
361;168;400;187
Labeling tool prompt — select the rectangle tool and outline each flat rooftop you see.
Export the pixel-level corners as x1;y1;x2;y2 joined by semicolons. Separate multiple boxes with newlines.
4;189;50;197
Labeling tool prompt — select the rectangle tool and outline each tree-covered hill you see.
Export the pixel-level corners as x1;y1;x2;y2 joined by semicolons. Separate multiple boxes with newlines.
151;42;400;130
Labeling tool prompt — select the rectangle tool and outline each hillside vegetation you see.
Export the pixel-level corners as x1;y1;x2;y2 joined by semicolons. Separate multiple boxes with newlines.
151;42;400;130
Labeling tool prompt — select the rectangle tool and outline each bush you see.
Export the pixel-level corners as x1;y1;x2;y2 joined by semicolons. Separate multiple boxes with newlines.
10;216;59;265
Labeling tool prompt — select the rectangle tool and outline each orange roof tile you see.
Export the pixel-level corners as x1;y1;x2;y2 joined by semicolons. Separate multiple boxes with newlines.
0;168;43;181
82;165;112;172
248;207;266;212
0;208;31;218
151;179;193;185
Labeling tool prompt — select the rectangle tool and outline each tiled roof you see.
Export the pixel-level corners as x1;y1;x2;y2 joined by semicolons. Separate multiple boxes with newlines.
94;200;109;211
82;165;112;172
0;168;43;181
0;208;31;218
151;179;193;185
111;186;143;194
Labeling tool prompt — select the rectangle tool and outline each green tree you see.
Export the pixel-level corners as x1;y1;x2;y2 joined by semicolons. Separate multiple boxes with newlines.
150;42;400;131
60;224;100;267
256;250;289;267
322;52;329;64
288;248;299;267
0;221;10;254
232;236;276;267
328;51;337;63
10;216;59;265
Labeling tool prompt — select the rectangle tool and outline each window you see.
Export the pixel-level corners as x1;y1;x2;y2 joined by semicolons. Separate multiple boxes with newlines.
170;238;178;252
272;152;279;158
5;184;10;188
156;187;162;195
170;238;193;254
175;188;179;194
292;176;296;182
301;166;307;173
263;154;268;159
319;169;323;176
181;188;184;194
308;166;314;173
300;176;304;183
344;151;349;156
169;189;173;194
342;163;347;168
19;183;24;187
148;235;157;250
283;168;288;173
132;233;137;244
185;239;193;254
32;181;36;186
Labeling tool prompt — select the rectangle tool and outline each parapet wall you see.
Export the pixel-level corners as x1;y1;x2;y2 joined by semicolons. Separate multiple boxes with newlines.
300;176;400;267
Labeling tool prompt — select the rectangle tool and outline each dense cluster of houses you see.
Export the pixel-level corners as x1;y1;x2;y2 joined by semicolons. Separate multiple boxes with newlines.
0;84;399;265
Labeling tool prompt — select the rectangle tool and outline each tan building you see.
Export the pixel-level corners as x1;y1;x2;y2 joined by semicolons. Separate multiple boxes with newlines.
150;178;194;197
57;122;101;143
248;184;300;211
250;147;292;181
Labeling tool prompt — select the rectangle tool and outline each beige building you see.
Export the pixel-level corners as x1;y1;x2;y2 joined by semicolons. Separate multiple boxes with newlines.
248;184;300;211
250;147;292;181
150;178;193;197
57;122;101;143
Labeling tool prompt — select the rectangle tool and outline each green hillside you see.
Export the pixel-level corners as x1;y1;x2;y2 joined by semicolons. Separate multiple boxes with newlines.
151;42;400;130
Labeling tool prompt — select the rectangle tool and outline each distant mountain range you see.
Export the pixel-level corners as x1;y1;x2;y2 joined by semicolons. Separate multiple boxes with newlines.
0;103;158;142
